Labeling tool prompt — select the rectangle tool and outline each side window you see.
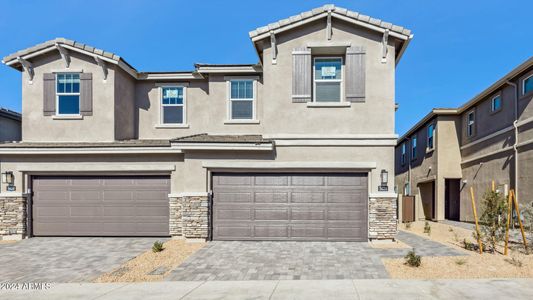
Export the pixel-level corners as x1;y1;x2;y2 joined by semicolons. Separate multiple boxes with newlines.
56;73;80;115
523;75;533;95
313;57;343;102
427;124;435;150
491;95;502;112
467;111;475;137
411;135;417;160
161;86;185;124
229;79;255;120
401;143;406;165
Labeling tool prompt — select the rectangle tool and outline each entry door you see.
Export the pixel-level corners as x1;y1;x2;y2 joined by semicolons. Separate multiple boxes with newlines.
212;173;368;241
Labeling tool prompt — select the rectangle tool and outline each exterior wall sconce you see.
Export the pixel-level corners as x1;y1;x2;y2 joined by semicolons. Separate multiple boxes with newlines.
378;169;389;191
2;171;14;185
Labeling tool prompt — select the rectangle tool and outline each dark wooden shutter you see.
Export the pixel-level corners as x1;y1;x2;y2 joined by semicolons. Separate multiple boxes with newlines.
43;73;56;116
345;46;366;102
80;73;93;116
292;47;311;103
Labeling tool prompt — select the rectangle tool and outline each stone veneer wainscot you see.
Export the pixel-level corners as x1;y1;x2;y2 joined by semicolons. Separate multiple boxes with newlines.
0;195;27;240
368;197;397;240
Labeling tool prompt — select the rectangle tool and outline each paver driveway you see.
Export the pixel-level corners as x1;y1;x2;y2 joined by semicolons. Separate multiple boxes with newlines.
0;237;162;283
167;231;464;281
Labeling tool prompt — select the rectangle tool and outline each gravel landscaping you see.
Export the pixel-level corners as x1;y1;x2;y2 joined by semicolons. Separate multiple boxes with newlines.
95;239;205;282
383;221;533;279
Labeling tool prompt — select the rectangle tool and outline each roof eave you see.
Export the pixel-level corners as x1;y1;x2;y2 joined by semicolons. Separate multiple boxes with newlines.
397;108;458;145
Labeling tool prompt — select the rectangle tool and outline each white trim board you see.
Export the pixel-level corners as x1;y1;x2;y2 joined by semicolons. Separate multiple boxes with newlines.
0;147;182;155
262;134;398;139
274;140;396;146
202;161;377;170
172;143;273;151
16;164;176;172
168;192;209;198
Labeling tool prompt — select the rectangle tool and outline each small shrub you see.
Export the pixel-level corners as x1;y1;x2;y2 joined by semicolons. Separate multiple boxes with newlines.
405;222;412;230
455;258;467;266
424;222;431;235
453;232;460;243
404;249;422;267
504;257;523;268
448;227;454;232
478;190;507;253
152;241;165;253
463;239;478;251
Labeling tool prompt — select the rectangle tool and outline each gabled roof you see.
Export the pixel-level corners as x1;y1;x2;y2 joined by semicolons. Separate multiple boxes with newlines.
249;4;412;40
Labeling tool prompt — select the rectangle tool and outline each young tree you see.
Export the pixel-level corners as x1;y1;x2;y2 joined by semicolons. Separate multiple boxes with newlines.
478;190;507;253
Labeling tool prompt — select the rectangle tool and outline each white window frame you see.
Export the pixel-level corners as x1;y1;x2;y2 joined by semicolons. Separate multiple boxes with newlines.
491;94;502;112
522;74;533;95
226;77;257;122
312;56;344;103
411;135;417;160
427;123;435;150
159;85;187;126
401;142;406;165
467;110;475;137
56;73;81;116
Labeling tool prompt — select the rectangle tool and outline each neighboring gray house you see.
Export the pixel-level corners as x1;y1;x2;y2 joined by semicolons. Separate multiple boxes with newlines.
396;57;533;223
0;108;21;142
0;5;413;241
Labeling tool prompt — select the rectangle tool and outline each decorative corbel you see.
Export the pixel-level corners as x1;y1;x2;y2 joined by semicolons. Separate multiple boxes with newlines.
17;56;34;83
94;56;108;81
381;29;390;63
326;9;332;40
270;31;277;64
55;43;70;68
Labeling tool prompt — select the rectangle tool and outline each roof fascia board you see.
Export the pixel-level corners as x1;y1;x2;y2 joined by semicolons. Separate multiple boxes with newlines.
138;73;204;80
171;143;273;151
458;57;533;113
0;147;180;155
196;66;262;74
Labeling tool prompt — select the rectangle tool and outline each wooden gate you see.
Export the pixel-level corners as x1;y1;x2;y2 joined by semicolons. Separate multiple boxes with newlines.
402;196;415;222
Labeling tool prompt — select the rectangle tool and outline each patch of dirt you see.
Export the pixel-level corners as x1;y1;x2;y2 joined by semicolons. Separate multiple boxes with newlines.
370;239;410;249
384;221;533;279
383;254;533;279
94;239;205;282
0;240;17;244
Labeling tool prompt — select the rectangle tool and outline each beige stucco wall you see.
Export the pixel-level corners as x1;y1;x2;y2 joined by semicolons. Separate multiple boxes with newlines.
0;116;21;142
21;51;116;142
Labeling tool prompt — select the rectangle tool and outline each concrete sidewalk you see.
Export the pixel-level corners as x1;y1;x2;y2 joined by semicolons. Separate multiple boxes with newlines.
1;279;532;300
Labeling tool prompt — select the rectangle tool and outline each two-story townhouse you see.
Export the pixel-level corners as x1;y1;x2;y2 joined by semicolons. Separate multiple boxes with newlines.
0;108;21;142
396;57;533;223
0;5;412;242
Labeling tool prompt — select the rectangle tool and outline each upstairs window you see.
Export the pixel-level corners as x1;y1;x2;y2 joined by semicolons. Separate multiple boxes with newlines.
400;143;406;165
229;79;255;120
427;124;435;150
313;57;343;102
467;111;475;137
491;95;502;112
411;135;417;160
523;75;533;95
56;73;80;115
161;86;185;124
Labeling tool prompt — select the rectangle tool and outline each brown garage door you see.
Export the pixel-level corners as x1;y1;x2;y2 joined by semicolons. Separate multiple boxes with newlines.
32;176;170;236
212;173;368;241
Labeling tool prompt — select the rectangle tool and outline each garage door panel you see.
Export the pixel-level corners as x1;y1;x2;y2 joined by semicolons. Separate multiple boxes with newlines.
254;192;288;203
215;226;252;239
254;209;288;220
216;192;253;203
32;176;170;236
291;226;326;238
291;176;325;186
215;175;252;186
216;208;252;220
291;192;325;203
254;175;289;186
213;173;368;241
254;225;288;238
291;209;326;221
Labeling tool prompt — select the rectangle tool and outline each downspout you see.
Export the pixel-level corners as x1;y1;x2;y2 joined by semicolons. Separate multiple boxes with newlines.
506;81;519;203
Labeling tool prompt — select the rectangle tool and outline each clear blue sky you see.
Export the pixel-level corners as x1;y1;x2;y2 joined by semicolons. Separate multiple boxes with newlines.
1;0;531;135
